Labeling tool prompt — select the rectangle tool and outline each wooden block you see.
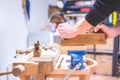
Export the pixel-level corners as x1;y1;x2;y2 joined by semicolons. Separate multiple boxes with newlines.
61;33;106;46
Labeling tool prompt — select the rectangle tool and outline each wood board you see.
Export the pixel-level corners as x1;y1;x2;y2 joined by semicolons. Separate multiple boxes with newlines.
61;33;106;46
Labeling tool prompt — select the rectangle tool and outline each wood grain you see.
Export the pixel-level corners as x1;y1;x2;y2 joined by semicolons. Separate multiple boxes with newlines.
61;33;106;46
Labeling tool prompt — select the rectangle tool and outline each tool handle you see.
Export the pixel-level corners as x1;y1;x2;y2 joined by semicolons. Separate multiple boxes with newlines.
0;71;12;76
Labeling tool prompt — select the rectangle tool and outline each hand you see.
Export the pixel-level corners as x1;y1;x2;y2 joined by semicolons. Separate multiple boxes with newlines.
57;22;80;38
57;18;93;38
94;24;118;38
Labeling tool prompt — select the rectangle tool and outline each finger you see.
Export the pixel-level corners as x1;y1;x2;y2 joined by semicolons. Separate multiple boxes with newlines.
94;26;100;32
94;24;103;32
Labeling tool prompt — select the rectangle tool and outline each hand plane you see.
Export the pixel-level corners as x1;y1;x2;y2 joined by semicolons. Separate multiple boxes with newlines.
61;27;106;46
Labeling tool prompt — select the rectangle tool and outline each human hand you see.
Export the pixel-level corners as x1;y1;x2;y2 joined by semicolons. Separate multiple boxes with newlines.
57;22;80;38
57;18;94;38
94;24;118;39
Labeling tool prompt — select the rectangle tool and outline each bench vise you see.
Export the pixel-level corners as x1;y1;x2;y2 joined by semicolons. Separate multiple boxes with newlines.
68;50;87;70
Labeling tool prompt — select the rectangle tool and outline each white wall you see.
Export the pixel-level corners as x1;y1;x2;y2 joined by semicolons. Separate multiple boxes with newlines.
0;0;28;80
28;0;58;46
29;0;57;32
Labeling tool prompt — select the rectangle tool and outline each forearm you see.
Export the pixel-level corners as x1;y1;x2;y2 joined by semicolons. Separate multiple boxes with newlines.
85;0;119;26
114;21;120;35
115;27;120;36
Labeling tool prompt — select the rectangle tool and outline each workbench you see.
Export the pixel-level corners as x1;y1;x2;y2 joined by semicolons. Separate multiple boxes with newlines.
0;42;97;80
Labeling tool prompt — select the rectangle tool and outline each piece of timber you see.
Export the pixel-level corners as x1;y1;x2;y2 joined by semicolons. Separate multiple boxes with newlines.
61;33;106;46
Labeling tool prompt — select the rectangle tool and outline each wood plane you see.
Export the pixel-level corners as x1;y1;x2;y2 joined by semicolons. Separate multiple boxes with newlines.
61;33;106;46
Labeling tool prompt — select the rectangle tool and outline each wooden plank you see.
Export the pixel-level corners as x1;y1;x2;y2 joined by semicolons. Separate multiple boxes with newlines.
61;33;106;46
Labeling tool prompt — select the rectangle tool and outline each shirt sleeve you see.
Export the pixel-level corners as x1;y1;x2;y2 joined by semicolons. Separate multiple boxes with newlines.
85;0;119;26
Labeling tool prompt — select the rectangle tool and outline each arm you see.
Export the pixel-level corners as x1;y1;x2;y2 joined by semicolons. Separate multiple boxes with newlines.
85;0;119;26
114;21;120;36
95;20;120;38
57;0;120;38
96;24;120;39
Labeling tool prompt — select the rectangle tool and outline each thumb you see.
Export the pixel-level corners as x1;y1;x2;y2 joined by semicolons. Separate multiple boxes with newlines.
94;26;100;32
94;24;103;32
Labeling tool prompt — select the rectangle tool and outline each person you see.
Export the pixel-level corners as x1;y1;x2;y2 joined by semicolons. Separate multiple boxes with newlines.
57;0;120;39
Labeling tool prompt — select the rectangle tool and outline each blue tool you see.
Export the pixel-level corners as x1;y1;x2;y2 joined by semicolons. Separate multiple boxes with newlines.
68;50;87;70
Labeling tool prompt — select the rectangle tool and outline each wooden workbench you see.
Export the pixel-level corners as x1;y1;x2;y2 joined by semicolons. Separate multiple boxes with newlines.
12;45;97;80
